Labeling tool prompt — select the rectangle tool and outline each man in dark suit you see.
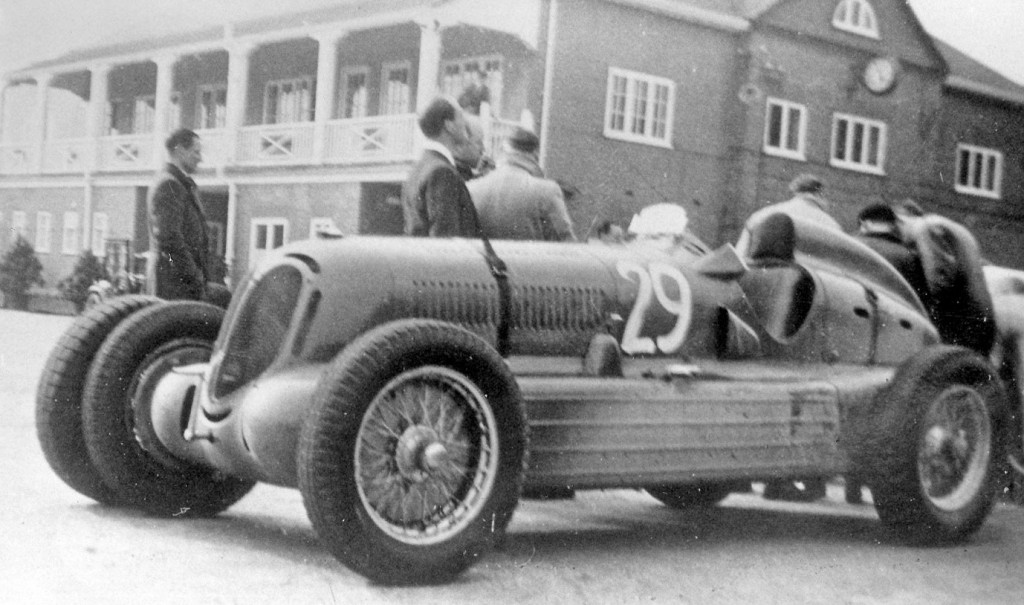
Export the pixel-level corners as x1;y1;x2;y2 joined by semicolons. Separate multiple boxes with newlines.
402;97;479;237
147;128;217;302
855;204;930;306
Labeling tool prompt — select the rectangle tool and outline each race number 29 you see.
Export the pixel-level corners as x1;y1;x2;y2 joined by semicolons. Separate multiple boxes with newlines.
616;261;693;355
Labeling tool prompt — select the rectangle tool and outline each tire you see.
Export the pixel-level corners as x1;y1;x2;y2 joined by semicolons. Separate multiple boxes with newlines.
298;319;528;585
646;482;738;508
856;345;1008;543
35;294;160;504
81;301;254;517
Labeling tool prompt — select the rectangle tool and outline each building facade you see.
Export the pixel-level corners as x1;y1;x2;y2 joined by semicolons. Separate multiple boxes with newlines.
1;0;1022;304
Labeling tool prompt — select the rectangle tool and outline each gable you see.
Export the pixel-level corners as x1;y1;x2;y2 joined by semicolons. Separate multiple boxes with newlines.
754;0;944;72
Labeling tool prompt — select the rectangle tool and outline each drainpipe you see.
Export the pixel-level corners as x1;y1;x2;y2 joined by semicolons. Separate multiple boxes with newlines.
538;0;558;172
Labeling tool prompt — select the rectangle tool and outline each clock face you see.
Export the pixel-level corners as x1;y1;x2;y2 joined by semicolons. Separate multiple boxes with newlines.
864;57;897;94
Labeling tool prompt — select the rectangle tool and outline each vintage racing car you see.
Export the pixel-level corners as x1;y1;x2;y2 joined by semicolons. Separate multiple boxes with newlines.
36;211;1010;584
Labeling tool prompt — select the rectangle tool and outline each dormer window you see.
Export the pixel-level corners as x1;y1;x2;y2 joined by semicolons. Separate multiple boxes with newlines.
833;0;879;39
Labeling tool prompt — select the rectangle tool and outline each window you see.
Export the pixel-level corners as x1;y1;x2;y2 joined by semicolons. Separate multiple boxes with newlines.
264;77;315;124
604;67;675;148
441;55;504;116
12;211;27;240
250;218;288;268
108;93;179;134
309;217;338;238
833;0;879;39
339;67;370;119
62;211;79;255
197;85;227;129
134;96;156;133
380;62;411;115
831;113;886;174
35;212;52;253
763;98;807;160
91;213;109;256
955;144;1003;199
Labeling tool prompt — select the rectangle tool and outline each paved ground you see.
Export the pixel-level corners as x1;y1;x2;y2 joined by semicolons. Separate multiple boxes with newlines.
3;308;1024;605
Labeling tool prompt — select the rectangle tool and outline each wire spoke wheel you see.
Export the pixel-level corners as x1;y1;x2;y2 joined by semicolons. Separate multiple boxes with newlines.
356;366;498;545
918;385;992;511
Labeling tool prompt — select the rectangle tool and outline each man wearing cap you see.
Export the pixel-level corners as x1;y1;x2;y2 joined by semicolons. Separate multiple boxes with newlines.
402;96;478;237
467;127;576;242
855;203;930;305
736;173;842;255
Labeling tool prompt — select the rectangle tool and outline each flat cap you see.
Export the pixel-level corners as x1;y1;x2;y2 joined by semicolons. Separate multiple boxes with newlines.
508;127;540;153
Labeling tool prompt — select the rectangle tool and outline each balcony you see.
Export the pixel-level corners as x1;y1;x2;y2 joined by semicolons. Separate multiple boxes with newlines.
2;114;521;175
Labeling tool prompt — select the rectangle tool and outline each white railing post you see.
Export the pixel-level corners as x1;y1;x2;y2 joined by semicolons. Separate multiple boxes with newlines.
225;42;255;164
88;63;111;173
312;30;345;163
152;54;178;169
33;72;53;174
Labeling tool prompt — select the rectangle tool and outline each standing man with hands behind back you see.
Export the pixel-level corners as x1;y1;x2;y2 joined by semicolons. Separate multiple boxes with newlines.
147;128;229;307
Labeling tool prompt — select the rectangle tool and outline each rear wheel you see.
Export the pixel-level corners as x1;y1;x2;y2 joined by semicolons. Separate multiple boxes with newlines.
35;295;159;504
857;346;1007;543
299;320;527;585
82;301;254;517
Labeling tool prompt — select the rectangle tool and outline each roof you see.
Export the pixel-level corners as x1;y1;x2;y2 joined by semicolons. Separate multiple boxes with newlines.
931;36;1024;106
6;0;445;77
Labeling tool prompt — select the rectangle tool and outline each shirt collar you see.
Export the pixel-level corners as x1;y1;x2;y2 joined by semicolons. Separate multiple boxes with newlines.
423;139;456;167
165;163;196;189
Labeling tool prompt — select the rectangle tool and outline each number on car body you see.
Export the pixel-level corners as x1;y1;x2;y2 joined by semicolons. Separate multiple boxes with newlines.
616;260;693;355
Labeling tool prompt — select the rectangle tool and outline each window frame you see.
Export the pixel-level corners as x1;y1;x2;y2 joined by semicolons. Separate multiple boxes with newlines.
91;212;109;257
35;211;53;253
441;54;504;116
249;217;289;268
830;112;887;175
196;84;228;130
338;66;371;119
263;76;316;125
603;67;675;149
832;0;880;39
954;143;1004;199
379;61;412;116
762;97;808;161
62;211;80;255
12;211;27;240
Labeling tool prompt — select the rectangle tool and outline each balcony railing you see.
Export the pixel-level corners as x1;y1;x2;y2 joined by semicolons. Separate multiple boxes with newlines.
43;137;92;174
99;134;154;172
0;143;37;174
194;128;229;168
1;114;517;175
323;114;417;164
237;122;316;165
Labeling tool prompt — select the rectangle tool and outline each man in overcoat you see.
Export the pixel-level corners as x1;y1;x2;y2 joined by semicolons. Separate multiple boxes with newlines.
467;128;576;242
147;128;212;301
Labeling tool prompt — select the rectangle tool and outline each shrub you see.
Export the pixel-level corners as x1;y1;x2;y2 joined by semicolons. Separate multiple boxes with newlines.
0;235;44;310
58;250;109;313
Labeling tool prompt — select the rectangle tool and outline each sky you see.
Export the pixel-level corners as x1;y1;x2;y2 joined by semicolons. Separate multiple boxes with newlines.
0;0;1021;83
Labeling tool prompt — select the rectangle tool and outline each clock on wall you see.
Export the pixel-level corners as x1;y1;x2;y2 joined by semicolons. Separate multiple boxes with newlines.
863;56;898;94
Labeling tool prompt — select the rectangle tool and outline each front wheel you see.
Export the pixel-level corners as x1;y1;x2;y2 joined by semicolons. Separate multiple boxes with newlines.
298;320;527;585
857;346;1007;543
81;301;254;517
